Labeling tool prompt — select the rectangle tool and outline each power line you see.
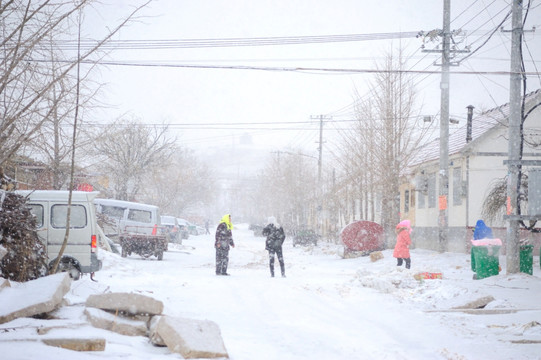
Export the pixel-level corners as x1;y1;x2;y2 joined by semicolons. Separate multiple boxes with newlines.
42;32;421;51
30;58;539;76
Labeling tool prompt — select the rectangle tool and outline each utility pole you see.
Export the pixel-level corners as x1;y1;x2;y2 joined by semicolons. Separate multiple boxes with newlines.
421;0;470;252
438;0;451;253
311;114;330;236
311;115;330;183
505;0;523;274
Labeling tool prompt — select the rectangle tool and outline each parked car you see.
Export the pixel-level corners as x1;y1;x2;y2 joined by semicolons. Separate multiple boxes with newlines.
293;228;320;247
175;218;190;240
249;223;265;237
186;221;201;236
175;218;201;236
195;225;206;235
160;215;180;243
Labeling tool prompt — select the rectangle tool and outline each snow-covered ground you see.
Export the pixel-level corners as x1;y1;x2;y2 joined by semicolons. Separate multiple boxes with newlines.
1;223;541;359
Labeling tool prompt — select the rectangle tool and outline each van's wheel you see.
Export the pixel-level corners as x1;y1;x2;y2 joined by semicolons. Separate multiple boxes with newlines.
50;259;81;280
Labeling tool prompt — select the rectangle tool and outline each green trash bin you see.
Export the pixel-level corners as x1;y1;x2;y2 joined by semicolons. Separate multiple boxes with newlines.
471;245;501;279
520;244;533;275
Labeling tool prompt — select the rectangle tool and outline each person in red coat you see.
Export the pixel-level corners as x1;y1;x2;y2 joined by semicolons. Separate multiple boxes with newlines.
393;219;412;269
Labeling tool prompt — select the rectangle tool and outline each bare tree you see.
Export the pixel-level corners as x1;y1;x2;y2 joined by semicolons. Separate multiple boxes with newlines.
254;151;318;230
30;32;104;189
334;48;431;244
0;0;151;176
140;149;218;216
92;119;177;201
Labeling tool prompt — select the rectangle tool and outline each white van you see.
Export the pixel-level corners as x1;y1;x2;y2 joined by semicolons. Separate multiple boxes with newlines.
93;198;161;238
16;190;102;280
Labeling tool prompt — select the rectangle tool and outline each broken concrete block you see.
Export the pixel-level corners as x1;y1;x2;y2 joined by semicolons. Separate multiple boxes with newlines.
0;277;10;290
42;337;106;351
37;323;86;335
155;316;229;359
370;251;383;262
0;273;71;324
148;315;166;346
84;307;148;336
0;245;7;260
452;295;495;309
86;292;163;316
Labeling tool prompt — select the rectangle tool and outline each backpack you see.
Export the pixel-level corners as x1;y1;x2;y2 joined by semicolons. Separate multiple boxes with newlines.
272;227;286;248
264;224;285;250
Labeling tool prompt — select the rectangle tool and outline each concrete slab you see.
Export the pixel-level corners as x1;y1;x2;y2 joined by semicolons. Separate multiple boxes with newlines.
452;295;495;309
0;273;71;324
148;315;166;346
155;316;229;359
42;337;106;351
84;307;148;336
86;292;163;316
0;278;10;290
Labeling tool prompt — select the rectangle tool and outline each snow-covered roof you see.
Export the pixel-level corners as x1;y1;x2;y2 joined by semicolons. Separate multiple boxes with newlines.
409;89;541;170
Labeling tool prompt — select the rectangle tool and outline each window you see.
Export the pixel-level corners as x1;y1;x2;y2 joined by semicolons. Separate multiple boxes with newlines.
28;204;44;228
404;190;410;213
128;209;152;223
453;167;463;206
51;204;87;228
101;205;125;219
418;191;425;208
428;173;436;208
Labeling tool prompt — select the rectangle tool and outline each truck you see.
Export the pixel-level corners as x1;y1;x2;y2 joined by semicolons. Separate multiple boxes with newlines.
93;198;167;260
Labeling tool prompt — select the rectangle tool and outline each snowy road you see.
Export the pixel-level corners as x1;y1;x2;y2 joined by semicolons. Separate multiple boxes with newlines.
3;223;540;359
84;224;541;359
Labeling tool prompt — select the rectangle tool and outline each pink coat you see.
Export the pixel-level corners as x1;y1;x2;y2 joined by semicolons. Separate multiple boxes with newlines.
393;228;411;258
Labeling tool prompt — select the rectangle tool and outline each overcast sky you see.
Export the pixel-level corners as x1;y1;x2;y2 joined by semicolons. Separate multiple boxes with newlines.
83;0;541;158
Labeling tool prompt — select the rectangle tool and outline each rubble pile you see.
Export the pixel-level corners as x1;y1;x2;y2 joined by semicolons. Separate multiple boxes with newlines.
0;190;47;282
0;274;230;358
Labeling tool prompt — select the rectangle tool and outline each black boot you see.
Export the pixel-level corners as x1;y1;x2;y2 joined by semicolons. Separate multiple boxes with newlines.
405;258;411;269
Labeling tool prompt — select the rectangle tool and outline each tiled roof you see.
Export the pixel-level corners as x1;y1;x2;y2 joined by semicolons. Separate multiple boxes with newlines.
408;89;541;169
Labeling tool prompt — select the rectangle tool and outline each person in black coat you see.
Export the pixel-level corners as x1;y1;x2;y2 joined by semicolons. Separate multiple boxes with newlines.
262;216;286;277
215;214;235;275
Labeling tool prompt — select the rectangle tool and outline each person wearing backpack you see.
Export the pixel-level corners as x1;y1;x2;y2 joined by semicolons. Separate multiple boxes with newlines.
263;216;286;278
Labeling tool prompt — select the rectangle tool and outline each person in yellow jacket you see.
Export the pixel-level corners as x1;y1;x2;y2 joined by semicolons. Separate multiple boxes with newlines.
214;214;235;275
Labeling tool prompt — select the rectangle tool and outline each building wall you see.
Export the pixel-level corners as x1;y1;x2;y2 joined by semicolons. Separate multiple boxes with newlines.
406;100;541;253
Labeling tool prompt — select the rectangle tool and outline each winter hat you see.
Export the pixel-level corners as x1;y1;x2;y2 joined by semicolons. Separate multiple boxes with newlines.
268;216;279;228
220;214;233;230
396;219;412;234
473;219;493;240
